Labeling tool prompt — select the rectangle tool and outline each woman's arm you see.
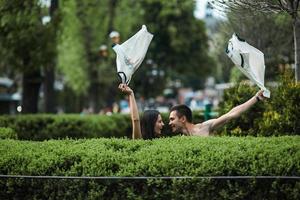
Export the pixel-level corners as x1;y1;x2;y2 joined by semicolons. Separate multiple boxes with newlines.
118;84;142;139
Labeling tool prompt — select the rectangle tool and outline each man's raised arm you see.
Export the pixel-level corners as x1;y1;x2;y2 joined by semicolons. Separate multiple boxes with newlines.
204;90;265;133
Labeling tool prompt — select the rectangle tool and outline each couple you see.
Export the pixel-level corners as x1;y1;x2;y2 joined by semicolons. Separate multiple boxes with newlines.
119;84;265;139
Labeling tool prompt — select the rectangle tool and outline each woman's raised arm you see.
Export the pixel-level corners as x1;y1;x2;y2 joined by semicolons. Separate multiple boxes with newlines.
118;84;142;139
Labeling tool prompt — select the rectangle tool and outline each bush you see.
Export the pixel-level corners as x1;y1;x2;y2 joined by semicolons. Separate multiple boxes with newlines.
0;136;299;199
0;112;205;140
258;72;300;135
218;82;266;136
0;114;132;140
218;72;300;136
0;127;17;139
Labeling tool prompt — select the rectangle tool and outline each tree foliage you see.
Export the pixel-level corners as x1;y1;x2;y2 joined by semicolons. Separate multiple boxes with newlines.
210;0;300;81
134;0;216;93
57;0;89;95
212;11;293;82
0;0;216;112
0;0;51;72
56;0;215;108
0;0;58;113
57;0;142;109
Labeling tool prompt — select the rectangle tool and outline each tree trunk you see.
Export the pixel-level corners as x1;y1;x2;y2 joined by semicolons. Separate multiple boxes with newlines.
43;0;59;113
44;65;56;113
294;17;300;82
86;62;100;113
85;29;98;112
22;69;42;113
102;0;118;112
50;0;58;16
107;0;118;33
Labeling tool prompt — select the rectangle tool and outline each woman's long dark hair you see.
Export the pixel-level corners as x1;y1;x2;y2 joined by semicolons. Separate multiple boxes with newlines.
140;110;160;140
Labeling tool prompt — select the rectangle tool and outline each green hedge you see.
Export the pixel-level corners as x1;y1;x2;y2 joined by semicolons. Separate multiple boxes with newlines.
0;136;299;199
259;73;300;136
0;127;17;139
218;73;300;136
0;112;204;140
0;114;132;140
218;83;266;136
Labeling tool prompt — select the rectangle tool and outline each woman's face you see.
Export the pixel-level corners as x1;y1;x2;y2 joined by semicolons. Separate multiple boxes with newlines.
154;114;164;136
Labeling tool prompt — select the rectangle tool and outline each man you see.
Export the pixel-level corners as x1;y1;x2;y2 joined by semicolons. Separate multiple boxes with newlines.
169;90;266;136
109;31;120;44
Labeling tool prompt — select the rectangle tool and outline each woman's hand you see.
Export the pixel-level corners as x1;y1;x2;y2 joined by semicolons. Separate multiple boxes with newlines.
118;83;133;95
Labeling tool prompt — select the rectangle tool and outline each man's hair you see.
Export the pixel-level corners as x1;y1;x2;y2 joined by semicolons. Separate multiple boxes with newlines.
170;104;192;123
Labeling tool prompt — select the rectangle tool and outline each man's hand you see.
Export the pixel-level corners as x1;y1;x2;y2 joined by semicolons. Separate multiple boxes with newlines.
255;90;267;102
118;83;133;95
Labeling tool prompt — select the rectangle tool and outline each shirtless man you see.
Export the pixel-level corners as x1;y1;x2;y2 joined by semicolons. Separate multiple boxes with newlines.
168;90;266;136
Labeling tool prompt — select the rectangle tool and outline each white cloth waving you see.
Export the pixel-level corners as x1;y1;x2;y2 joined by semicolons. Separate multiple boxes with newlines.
113;25;153;84
226;33;270;98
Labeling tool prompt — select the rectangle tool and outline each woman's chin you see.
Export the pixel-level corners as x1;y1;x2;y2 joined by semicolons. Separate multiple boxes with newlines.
155;131;161;137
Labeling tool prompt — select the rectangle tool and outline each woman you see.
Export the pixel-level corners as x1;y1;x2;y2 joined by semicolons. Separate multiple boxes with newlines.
118;84;164;139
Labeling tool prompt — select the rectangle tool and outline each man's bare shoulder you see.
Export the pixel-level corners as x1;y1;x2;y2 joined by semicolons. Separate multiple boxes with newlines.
191;122;210;137
195;119;215;128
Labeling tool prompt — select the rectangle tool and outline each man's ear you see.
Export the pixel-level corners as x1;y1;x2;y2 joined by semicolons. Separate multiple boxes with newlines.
179;115;187;123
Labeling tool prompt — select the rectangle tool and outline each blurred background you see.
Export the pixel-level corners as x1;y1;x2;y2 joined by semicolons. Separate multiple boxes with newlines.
0;0;296;115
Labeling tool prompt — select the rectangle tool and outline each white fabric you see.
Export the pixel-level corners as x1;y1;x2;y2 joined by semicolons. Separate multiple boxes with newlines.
226;33;270;98
113;25;153;84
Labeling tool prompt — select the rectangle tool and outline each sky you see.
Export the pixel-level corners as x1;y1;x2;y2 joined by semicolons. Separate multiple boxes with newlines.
194;0;208;19
194;0;225;19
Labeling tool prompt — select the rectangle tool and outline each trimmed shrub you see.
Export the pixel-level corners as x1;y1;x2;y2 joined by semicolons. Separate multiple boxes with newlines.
0;136;299;199
0;127;17;139
218;82;266;136
258;73;300;135
218;72;300;136
0;114;131;140
0;112;205;140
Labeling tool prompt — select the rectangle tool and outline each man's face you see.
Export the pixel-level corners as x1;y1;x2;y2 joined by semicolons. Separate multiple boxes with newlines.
169;111;184;133
112;36;120;44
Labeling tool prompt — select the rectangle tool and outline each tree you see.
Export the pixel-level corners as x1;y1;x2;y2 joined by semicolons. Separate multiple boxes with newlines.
211;0;300;81
43;0;59;113
0;0;54;113
57;0;142;112
211;11;293;82
130;0;215;98
57;0;89;96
